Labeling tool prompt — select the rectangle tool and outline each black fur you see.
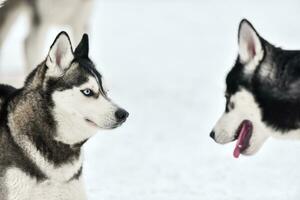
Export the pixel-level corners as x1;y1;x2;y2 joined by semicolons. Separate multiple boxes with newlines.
74;33;89;58
0;85;16;98
0;32;105;181
226;20;300;132
68;166;83;182
0;86;46;181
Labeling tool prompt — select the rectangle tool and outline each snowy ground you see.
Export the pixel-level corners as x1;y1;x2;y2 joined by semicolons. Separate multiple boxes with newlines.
1;0;300;199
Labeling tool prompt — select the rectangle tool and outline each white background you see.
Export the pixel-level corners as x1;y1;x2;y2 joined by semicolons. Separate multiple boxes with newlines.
1;0;300;199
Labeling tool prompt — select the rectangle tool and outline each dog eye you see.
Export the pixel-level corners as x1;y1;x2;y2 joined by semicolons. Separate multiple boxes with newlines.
81;89;94;97
229;102;235;110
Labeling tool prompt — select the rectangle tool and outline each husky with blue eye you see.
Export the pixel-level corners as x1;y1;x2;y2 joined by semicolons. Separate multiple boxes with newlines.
0;31;129;199
210;19;300;158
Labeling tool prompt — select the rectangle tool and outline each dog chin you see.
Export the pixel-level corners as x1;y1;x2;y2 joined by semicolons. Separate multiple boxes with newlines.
215;131;268;156
86;119;124;130
103;122;125;130
241;137;267;156
241;145;260;156
214;133;236;144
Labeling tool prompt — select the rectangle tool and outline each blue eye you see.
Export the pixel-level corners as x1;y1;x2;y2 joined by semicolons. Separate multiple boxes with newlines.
81;89;94;97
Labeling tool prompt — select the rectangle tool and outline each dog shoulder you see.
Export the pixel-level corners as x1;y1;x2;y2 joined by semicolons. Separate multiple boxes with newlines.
0;84;16;97
0;84;16;106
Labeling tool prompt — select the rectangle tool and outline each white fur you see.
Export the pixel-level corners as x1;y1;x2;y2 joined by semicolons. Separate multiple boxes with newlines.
7;116;86;199
7;112;83;181
5;168;87;200
238;21;265;76
243;49;264;75
46;33;74;77
257;62;275;79
213;89;300;155
213;20;300;155
4;66;119;200
238;21;263;66
52;76;119;145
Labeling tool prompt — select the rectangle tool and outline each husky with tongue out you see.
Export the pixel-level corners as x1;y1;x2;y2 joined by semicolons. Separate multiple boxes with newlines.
210;19;300;158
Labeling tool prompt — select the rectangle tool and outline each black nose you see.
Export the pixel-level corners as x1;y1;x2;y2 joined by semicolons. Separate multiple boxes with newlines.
115;109;129;122
210;131;215;140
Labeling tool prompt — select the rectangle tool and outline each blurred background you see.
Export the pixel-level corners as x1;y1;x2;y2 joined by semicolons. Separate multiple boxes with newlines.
1;0;300;199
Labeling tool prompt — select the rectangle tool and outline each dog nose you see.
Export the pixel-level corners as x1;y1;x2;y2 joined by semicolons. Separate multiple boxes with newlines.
115;109;129;122
210;131;215;140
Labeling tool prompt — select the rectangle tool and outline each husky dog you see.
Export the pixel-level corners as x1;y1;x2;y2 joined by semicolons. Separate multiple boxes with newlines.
0;32;129;199
210;19;300;158
0;0;93;72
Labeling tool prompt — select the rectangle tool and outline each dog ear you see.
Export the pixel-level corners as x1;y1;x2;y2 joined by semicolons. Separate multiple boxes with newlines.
238;19;263;64
46;31;74;77
74;34;89;58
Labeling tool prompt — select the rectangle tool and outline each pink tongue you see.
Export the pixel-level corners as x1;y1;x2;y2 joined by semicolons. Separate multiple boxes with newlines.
233;120;252;158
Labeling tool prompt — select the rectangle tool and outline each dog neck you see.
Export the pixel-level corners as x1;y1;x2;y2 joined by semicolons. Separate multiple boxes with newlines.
6;87;84;181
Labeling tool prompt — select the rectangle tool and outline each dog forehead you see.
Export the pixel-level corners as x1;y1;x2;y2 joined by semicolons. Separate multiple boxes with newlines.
68;58;103;89
226;69;243;95
80;75;100;90
231;88;253;101
226;58;255;96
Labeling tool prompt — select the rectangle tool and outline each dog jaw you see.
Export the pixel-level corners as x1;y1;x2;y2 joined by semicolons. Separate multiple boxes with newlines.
212;89;270;156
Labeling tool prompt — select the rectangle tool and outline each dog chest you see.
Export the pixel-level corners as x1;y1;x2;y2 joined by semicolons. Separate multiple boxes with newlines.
4;168;87;200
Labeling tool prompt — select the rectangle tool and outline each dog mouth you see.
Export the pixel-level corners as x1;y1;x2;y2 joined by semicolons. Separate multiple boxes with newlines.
233;120;253;158
85;118;124;129
85;118;100;128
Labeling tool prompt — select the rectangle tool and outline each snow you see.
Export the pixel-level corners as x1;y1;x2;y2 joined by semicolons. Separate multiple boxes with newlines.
2;0;300;199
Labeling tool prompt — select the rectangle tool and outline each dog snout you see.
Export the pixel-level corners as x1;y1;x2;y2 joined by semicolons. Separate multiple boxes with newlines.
210;131;215;140
115;108;129;122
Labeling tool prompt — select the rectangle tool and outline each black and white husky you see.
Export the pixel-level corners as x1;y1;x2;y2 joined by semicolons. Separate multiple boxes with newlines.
0;0;93;72
0;32;128;199
210;19;300;158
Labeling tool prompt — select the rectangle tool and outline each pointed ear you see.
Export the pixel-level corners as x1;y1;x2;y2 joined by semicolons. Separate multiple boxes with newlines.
238;19;263;63
74;34;89;58
46;31;74;77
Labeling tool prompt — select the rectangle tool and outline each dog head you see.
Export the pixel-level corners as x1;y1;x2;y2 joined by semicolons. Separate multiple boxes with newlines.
210;19;300;157
25;32;129;145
